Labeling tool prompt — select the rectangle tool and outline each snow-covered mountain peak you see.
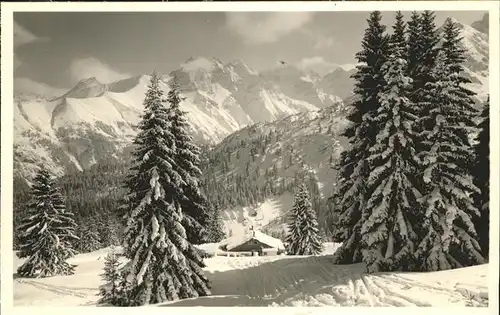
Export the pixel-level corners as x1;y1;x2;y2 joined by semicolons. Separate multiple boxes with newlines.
265;63;302;75
262;64;309;87
227;59;258;76
337;63;360;72
14;56;343;178
327;67;352;77
61;77;107;99
107;75;151;93
471;13;488;34
80;76;100;84
181;56;223;73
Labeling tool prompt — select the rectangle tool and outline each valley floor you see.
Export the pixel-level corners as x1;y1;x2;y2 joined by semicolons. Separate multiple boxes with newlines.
13;244;489;307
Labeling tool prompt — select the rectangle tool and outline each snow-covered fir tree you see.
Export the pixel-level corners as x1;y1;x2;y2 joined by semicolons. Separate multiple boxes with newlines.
207;202;226;243
472;97;489;259
331;11;390;264
97;248;123;306
286;184;323;256
361;12;421;272
414;50;484;271
119;72;210;305
97;215;121;248
407;11;440;92
407;11;442;183
16;168;79;278
167;77;211;244
76;221;102;253
440;17;479;116
406;11;423;78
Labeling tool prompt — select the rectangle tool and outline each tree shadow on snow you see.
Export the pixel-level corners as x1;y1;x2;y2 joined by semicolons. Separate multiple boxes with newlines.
161;255;367;307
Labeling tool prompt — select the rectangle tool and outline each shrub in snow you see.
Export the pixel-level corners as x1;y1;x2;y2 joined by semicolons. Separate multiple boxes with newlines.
16;168;79;278
206;202;226;243
330;10;390;264
97;215;121;248
76;221;102;253
97;249;123;306
286;184;323;255
119;72;210;305
98;259;138;307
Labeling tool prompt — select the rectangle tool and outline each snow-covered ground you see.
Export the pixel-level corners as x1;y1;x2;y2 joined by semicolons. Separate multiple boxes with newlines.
13;243;488;307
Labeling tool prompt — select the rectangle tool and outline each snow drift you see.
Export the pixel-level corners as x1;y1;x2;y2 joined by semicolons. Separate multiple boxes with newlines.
13;245;489;307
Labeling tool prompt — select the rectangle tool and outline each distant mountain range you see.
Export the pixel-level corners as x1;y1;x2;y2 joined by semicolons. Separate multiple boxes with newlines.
13;57;352;179
13;15;489;181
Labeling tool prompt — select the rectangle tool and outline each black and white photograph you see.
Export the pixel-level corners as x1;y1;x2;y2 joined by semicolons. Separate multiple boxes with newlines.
1;1;498;309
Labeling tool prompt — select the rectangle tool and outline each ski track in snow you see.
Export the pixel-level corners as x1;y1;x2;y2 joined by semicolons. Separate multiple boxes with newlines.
13;246;489;307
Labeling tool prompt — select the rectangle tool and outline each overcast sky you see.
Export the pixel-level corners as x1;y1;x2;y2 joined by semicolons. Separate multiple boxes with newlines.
14;10;486;89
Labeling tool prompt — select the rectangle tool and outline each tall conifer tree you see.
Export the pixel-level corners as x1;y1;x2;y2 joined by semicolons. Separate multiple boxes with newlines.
406;11;423;79
119;72;210;305
408;11;441;148
17;168;79;277
361;12;421;272
207;202;226;243
167;78;211;244
414;50;484;271
407;11;442;226
331;11;390;264
286;184;323;256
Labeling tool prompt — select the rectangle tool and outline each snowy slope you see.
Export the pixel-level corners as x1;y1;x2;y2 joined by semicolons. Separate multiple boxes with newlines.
317;67;357;101
13;246;489;307
439;18;489;103
222;194;296;236
13;57;340;179
262;64;342;108
204;102;350;235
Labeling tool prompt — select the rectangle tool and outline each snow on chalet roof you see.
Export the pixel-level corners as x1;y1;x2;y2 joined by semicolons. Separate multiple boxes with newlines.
222;230;285;251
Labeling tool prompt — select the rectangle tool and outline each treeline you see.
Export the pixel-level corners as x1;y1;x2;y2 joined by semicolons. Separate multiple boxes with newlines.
13;160;129;251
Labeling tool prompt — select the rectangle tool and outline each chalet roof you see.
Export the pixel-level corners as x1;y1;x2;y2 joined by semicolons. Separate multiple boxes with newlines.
221;230;285;251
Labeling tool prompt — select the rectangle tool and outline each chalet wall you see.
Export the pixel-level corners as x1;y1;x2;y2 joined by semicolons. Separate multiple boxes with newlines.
229;238;273;253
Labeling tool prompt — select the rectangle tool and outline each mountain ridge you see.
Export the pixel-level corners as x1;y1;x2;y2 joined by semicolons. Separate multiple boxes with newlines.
14;57;344;179
13;17;489;180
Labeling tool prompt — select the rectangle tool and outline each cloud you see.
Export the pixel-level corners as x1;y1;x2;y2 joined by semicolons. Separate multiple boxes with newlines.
14;77;66;98
69;57;131;83
14;21;49;48
313;36;336;50
225;12;314;44
297;56;358;76
300;28;337;51
297;56;337;75
14;21;49;70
